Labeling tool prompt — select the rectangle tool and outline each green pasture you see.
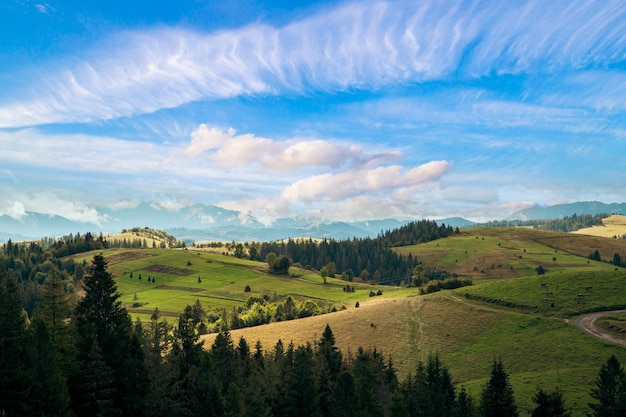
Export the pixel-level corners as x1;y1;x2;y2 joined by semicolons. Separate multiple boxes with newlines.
398;293;626;417
457;269;626;316
395;227;618;279
78;248;414;322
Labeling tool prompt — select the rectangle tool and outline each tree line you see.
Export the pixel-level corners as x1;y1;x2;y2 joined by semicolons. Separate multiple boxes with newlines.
1;254;624;417
481;213;608;232
249;220;457;285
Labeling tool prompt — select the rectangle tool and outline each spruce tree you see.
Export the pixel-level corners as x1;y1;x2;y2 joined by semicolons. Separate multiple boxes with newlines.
530;388;570;417
30;319;72;417
589;355;626;417
480;360;518;417
0;273;34;416
72;254;147;417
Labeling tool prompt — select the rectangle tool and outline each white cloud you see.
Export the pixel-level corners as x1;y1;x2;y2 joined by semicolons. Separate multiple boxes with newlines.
2;0;624;127
281;160;451;202
6;193;105;225
184;124;402;171
0;201;27;221
149;198;191;212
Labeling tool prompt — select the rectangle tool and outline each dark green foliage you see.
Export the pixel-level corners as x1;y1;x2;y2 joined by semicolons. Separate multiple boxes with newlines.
482;213;608;232
420;278;473;294
72;254;147;417
612;252;623;267
31;319;72;416
144;308;174;417
480;360;518;417
455;386;478;417
257;219;454;285
270;255;292;275
0;273;35;416
395;354;457;417
530;388;570;417
588;355;626;417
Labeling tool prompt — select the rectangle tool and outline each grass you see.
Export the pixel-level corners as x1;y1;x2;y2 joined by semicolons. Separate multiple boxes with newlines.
394;227;624;280
73;248;412;322
457;269;626;316
72;227;626;416
596;312;626;339
573;215;626;238
202;292;626;417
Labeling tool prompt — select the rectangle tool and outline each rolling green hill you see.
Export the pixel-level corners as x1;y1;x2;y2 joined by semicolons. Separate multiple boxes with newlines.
74;248;415;324
73;226;626;417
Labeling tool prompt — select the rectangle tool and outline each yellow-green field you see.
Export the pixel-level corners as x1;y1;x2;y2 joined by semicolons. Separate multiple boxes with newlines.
573;214;626;238
202;284;626;417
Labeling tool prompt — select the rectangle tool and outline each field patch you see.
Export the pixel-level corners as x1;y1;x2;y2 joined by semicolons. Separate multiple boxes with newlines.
144;264;194;275
155;284;204;292
105;250;154;264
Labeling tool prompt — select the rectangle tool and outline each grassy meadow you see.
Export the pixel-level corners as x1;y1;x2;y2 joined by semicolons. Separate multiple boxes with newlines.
72;226;626;417
73;248;414;322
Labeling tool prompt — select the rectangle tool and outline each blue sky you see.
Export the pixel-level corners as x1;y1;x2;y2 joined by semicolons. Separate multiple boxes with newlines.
1;0;626;226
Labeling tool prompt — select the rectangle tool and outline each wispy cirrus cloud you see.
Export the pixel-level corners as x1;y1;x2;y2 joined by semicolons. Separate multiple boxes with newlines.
1;0;625;128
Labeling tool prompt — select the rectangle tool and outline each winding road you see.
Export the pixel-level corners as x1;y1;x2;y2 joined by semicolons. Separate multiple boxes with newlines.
576;310;626;347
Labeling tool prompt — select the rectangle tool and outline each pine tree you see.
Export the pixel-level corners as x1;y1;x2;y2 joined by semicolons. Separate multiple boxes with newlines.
0;273;34;416
480;360;518;417
143;308;174;417
72;335;115;417
530;388;570;417
72;254;147;417
589;355;626;417
455;386;478;417
33;267;77;378
30;319;72;417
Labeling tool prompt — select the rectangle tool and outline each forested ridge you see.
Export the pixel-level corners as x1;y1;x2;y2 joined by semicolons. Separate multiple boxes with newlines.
253;220;457;285
0;256;623;417
481;213;608;233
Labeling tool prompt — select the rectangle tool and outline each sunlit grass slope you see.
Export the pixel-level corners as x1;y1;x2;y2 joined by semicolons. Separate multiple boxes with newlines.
73;248;414;322
203;291;626;417
395;227;626;280
573;214;626;238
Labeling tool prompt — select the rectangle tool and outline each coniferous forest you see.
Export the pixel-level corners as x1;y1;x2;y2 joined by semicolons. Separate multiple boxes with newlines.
1;254;625;417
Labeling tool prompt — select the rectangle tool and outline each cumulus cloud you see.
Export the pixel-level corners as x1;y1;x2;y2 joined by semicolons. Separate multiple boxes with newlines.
184;124;401;171
1;0;624;127
281;160;451;202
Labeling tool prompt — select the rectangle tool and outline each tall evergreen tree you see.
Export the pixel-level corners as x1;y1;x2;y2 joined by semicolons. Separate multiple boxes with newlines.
33;267;77;379
588;355;626;417
72;254;147;417
0;273;34;416
480;360;518;417
144;308;174;417
530;388;570;417
30;319;72;417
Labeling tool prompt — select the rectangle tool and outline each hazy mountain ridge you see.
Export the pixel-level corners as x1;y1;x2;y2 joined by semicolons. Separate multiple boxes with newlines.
510;201;626;221
1;201;623;243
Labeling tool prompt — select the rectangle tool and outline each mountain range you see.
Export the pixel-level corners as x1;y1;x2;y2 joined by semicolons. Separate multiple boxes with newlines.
1;201;624;243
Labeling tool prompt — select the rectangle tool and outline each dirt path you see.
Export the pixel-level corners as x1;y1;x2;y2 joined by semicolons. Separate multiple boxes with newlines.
576;310;626;347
